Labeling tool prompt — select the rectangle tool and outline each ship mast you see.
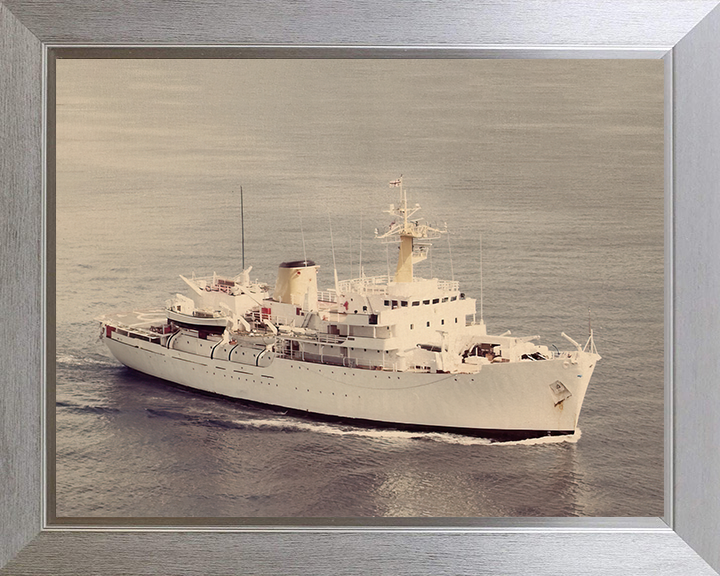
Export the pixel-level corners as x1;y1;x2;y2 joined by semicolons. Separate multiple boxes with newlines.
376;177;445;283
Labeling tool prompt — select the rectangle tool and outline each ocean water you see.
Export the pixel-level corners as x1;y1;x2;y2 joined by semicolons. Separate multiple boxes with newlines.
55;59;664;518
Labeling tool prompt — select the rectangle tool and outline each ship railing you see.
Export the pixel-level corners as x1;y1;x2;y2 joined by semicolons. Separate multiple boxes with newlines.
275;328;346;345
337;275;390;294
317;290;338;303
436;279;460;292
276;346;392;372
247;310;299;329
549;350;579;361
274;315;300;328
276;331;346;345
335;275;460;295
315;332;346;344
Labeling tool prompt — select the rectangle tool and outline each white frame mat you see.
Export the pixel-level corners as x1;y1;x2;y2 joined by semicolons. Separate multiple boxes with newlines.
2;1;720;574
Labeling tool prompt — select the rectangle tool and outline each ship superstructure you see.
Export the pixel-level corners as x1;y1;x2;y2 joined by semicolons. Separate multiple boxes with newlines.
98;178;600;439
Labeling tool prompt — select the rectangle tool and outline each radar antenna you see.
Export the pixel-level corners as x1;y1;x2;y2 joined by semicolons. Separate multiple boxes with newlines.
375;176;446;283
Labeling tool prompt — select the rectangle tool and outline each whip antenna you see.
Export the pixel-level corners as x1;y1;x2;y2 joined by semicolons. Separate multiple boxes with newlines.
446;224;454;281
359;212;363;278
297;197;307;266
240;186;245;271
480;233;484;323
327;208;341;298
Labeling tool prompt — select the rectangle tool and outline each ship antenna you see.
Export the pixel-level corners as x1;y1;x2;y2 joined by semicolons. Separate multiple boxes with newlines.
297;197;307;266
446;224;454;281
430;241;433;278
359;212;363;278
327;209;341;298
240;186;245;271
327;209;338;274
400;176;407;230
480;233;484;323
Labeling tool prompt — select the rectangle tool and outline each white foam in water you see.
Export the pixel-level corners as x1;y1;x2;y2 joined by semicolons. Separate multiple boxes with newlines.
234;415;582;446
498;427;582;446
56;353;116;368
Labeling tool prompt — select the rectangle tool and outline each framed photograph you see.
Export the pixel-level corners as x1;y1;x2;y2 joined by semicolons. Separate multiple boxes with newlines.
2;1;720;574
52;55;665;522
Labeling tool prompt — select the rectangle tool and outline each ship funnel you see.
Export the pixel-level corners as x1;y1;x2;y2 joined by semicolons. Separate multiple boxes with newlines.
273;260;319;312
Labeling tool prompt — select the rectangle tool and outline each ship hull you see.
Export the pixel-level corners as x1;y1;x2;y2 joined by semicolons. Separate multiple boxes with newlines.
103;329;598;438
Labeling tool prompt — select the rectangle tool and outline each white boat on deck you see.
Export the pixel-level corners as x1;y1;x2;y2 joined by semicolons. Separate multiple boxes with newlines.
98;178;600;439
166;301;229;330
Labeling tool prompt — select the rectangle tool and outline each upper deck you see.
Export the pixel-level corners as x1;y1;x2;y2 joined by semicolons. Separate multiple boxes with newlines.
325;275;461;301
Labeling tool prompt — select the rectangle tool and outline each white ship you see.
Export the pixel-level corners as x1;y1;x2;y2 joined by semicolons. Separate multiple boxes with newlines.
98;178;600;440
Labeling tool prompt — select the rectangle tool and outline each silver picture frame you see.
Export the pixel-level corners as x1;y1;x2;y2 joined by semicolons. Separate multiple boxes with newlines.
2;1;720;573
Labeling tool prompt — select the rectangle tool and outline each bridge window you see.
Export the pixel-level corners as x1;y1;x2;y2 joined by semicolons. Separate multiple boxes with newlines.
432;298;439;304
412;301;420;306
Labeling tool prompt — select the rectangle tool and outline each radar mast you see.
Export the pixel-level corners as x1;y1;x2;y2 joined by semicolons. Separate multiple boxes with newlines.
375;177;446;283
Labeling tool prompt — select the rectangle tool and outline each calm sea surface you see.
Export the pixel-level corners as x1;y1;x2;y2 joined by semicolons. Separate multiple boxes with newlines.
55;59;664;517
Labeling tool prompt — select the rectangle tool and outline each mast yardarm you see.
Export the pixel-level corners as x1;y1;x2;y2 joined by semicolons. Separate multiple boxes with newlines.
375;177;445;283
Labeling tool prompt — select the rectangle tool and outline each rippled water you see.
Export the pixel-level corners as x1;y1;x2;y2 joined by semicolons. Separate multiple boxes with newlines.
55;59;664;517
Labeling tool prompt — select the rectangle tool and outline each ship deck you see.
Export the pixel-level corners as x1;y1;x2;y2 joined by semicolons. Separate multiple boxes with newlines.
97;309;168;331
